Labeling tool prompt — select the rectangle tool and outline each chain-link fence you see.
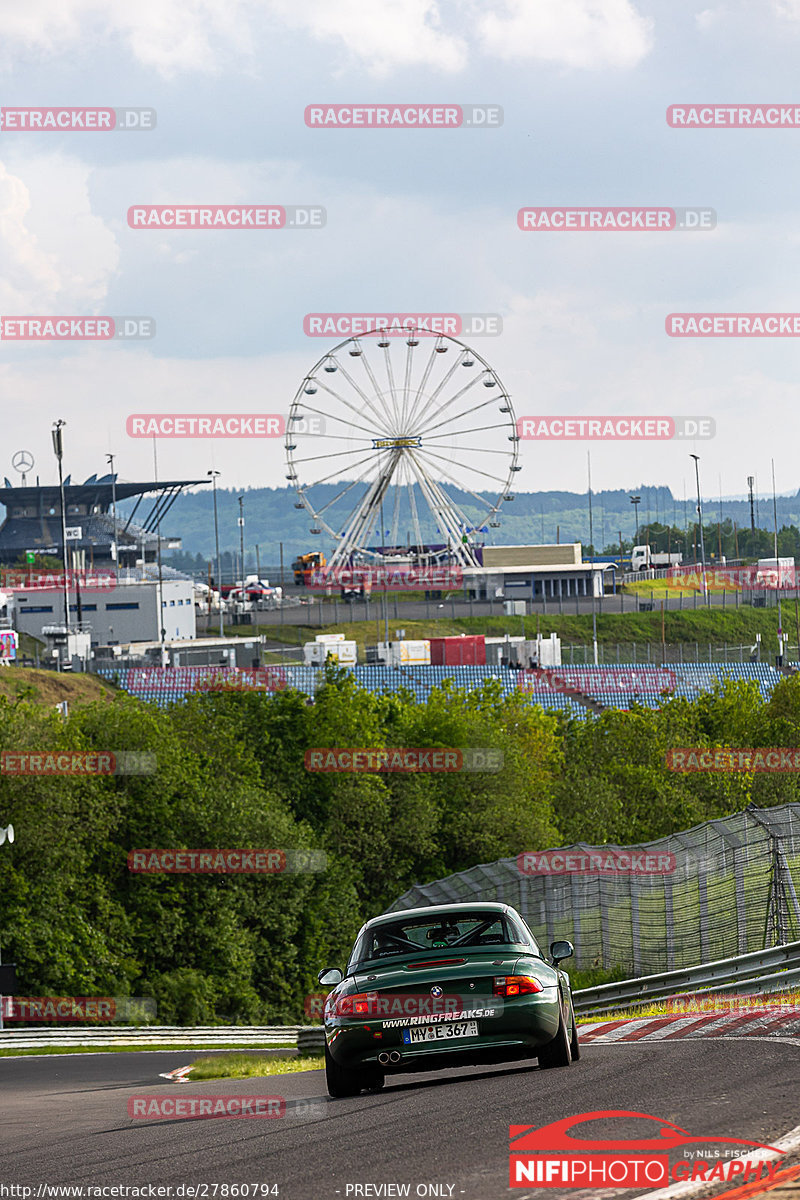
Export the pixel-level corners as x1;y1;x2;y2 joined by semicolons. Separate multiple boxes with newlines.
388;805;800;976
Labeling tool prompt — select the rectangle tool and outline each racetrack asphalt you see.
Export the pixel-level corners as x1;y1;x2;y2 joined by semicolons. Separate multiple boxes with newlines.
1;1040;798;1199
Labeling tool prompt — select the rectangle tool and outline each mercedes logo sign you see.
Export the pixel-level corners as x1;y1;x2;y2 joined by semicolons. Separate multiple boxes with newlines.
12;450;34;473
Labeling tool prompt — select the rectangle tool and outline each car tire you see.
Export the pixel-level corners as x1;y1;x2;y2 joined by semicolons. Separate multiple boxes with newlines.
324;1042;382;1098
538;1004;573;1069
569;1004;580;1061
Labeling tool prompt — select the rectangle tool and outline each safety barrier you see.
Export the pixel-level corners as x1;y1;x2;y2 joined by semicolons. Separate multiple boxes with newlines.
573;938;800;1014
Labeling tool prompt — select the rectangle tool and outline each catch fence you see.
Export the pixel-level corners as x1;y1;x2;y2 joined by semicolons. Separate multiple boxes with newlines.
388;805;800;976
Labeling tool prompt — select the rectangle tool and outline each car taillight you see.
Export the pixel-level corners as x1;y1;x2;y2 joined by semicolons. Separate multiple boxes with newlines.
493;975;543;997
329;992;376;1017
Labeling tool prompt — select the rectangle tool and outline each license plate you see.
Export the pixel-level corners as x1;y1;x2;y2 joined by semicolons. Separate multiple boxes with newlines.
402;1020;478;1044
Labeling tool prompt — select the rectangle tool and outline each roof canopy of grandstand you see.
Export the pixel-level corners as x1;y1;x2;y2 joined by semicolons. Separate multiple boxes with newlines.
0;475;208;567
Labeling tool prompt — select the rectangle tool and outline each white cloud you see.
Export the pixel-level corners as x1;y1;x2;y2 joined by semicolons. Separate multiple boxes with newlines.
0;0;650;76
775;1;800;19
0;155;118;311
475;0;653;69
268;0;467;75
695;7;726;31
0;0;464;77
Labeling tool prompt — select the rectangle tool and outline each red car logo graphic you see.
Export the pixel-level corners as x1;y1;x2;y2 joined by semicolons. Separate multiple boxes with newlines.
510;1109;780;1154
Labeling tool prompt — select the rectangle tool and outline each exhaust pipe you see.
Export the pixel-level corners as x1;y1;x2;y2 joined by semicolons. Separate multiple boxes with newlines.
378;1052;390;1065
389;1050;401;1063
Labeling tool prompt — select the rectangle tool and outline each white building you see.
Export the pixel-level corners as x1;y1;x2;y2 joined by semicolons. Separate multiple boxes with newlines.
12;579;196;646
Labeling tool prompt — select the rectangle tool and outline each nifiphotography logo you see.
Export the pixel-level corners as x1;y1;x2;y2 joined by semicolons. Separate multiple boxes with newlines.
509;1110;784;1190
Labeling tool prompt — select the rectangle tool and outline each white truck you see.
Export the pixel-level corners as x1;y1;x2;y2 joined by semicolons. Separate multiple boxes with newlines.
377;640;431;665
755;557;796;588
303;633;358;667
631;545;683;572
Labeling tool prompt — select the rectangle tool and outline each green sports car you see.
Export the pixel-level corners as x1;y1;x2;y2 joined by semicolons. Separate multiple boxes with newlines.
318;901;579;1098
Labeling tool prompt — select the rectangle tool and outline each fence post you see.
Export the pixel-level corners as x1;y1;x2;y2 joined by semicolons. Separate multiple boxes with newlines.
631;885;641;976
697;865;710;964
664;875;675;971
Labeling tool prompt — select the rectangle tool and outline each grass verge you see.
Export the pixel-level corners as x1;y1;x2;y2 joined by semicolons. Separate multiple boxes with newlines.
188;1053;324;1080
576;990;800;1023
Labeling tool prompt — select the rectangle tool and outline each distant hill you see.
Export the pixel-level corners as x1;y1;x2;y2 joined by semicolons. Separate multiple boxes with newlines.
150;483;800;568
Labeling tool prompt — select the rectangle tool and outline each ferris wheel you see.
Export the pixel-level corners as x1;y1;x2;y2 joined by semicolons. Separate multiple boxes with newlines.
285;329;520;568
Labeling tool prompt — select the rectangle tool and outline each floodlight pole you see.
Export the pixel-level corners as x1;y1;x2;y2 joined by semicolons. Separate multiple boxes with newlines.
690;454;708;604
209;470;224;637
773;459;783;665
51;421;70;662
106;453;119;582
630;495;641;545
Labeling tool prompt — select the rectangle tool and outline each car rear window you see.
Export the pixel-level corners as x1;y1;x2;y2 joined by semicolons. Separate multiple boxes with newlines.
349;910;535;970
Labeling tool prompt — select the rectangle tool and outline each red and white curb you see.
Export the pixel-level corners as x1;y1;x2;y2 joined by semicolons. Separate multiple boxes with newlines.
578;1012;800;1043
159;1064;194;1082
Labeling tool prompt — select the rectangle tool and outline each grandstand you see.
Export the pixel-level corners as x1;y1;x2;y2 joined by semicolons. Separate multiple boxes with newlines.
0;474;207;570
95;661;786;714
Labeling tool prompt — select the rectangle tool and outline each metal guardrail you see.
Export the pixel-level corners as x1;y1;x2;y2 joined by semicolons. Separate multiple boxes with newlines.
4;939;800;1048
0;1025;304;1050
573;938;800;1014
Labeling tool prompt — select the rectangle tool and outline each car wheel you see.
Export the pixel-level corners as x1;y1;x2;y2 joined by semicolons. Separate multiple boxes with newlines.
538;1004;573;1069
324;1042;382;1098
569;1004;580;1061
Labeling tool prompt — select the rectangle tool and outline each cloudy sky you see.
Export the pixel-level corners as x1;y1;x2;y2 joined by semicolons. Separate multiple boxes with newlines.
2;0;800;521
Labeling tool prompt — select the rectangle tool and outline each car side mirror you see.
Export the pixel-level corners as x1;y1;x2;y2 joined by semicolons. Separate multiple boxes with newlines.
550;940;574;965
318;967;343;986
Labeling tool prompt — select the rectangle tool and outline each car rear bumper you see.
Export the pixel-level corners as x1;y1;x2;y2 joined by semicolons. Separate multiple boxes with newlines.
325;997;561;1070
